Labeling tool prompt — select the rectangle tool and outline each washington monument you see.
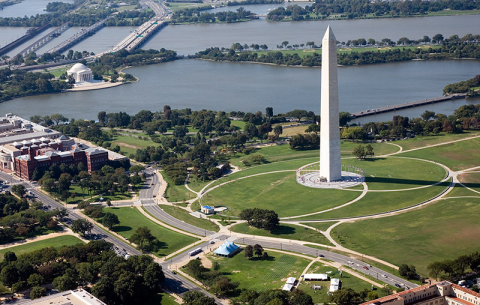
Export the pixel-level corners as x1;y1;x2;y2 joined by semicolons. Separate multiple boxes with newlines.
319;26;342;182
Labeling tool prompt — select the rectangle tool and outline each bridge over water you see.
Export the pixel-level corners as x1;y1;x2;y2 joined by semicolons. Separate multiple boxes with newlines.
350;93;467;119
16;23;70;58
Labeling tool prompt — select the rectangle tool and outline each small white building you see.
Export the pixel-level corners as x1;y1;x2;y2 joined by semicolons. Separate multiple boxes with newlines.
282;283;293;291
286;277;296;285
201;205;214;215
67;63;93;82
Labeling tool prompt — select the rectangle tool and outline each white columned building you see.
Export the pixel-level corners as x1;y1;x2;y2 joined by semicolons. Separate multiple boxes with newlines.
319;26;342;182
67;63;93;82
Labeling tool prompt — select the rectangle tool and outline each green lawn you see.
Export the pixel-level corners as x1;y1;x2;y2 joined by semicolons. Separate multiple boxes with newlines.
230;223;333;246
230;120;246;130
48;67;70;78
102;207;199;257
164;174;196;202
143;292;179;305
202;171;360;217
331;196;480;275
301;262;388;304
342;157;446;190
205;251;310;292
185;176;213;193
446;184;480;197
159;205;219;232
112;134;160;154
399;137;480;171
296;181;450;220
301;222;339;232
395;131;480;151
0;235;84;259
457;172;480;193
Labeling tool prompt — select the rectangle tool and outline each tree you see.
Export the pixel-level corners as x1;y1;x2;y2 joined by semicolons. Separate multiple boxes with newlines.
266;107;273;118
130;226;160;252
244;245;253;259
53;269;78;291
273;125;283;137
353;145;366;160
185;260;204;278
11;184;26;197
97;111;107;125
144;263;165;289
263;252;269;259
291;289;314;305
239;208;279;231
30;286;46;300
421;110;436;122
0;265;19;286
183;291;216;305
3;251;17;263
50;113;68;125
399;264;417;280
427;261;443;281
244;122;258;138
365;144;374;158
339;111;352;126
327;287;362;305
253;244;263;257
305;124;319;134
71;219;93;236
102;212;120;229
27;273;44;287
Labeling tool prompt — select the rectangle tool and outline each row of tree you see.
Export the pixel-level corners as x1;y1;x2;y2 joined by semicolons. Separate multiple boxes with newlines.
266;0;480;21
171;7;253;24
0;241;165;304
195;39;480;67
427;251;480;282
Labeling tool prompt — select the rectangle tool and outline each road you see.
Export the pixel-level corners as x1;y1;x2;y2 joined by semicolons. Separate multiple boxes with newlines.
0;170;223;305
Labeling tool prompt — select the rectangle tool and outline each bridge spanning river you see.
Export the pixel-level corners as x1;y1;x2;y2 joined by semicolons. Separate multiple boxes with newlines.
350;93;467;118
16;23;69;58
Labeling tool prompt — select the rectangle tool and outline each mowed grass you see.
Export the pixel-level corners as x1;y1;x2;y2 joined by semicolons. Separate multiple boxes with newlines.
164;174;196;202
399;137;480;171
159;205;219;232
103;207;198;257
112;134;159;155
301;221;339;232
0;235;84;259
445;184;480;197
296;181;450;221
395;131;480;151
331;196;480;275
230;223;333;246
207;251;310;291
457;172;480;193
342;157;446;190
301;262;387;304
202;171;360;217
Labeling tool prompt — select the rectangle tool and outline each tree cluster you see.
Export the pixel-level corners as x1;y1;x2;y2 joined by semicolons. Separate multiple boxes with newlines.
130;226;163;253
0;241;165;304
444;75;480;95
398;264;418;280
266;0;480;21
233;288;314;305
239;208;279;231
352;144;374;160
243;244;268;260
0;193;62;243
0;68;72;102
327;287;381;305
427;251;480;281
289;134;319;150
184;259;239;297
226;0;283;6
171;7;253;24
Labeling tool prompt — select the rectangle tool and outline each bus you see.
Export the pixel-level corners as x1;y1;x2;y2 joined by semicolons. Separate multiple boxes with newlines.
188;248;202;257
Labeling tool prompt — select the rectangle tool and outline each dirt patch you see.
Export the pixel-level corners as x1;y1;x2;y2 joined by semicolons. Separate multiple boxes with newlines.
302;49;316;52
114;142;142;149
378;47;391;50
458;172;480;184
339;48;352;51
200;254;212;268
232;270;241;273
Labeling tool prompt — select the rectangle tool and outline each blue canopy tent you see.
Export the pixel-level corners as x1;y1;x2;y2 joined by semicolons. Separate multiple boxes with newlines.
213;241;241;257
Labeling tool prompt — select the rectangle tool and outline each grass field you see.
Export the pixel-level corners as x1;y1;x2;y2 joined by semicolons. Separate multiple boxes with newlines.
296;181;449;220
112;134;159;156
102;207;198;257
457;172;480;193
48;66;70;78
206;251;310;292
144;292;178;305
230;223;333;246
394;131;480;151
399;137;480;171
301;222;339;232
230;120;246;130
301;262;388;304
202;171;360;217
164;174;196;202
342;157;446;190
159;205;219;232
445;184;480;197
331;196;480;275
0;235;84;259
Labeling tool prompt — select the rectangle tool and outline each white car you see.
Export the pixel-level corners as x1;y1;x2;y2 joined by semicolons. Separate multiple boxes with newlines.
382;274;387;278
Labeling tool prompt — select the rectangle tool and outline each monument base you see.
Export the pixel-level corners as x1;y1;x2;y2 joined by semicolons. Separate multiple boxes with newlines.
296;164;365;189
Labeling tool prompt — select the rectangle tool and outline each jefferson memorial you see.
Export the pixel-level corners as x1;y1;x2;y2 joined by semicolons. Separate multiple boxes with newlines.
67;63;93;82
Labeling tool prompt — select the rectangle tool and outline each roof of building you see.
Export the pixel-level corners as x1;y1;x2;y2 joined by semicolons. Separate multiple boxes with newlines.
29;288;106;305
58;151;73;157
68;63;91;73
45;151;58;157
58;135;70;140
452;284;480;299
34;155;50;162
304;273;328;280
85;147;107;155
202;205;213;209
214;241;240;256
331;278;340;285
16;155;30;161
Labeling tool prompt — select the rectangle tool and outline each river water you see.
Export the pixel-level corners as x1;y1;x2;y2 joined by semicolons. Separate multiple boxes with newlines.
1;59;479;121
0;0;73;18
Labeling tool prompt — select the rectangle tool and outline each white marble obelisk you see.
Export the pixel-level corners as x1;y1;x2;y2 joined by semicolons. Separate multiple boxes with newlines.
319;26;342;182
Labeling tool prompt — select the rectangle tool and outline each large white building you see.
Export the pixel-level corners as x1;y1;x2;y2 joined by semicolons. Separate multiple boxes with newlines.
67;63;93;82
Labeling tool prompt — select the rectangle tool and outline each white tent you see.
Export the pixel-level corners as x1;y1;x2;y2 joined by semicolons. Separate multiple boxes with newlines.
304;274;328;281
329;278;340;292
282;284;293;291
286;277;296;285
